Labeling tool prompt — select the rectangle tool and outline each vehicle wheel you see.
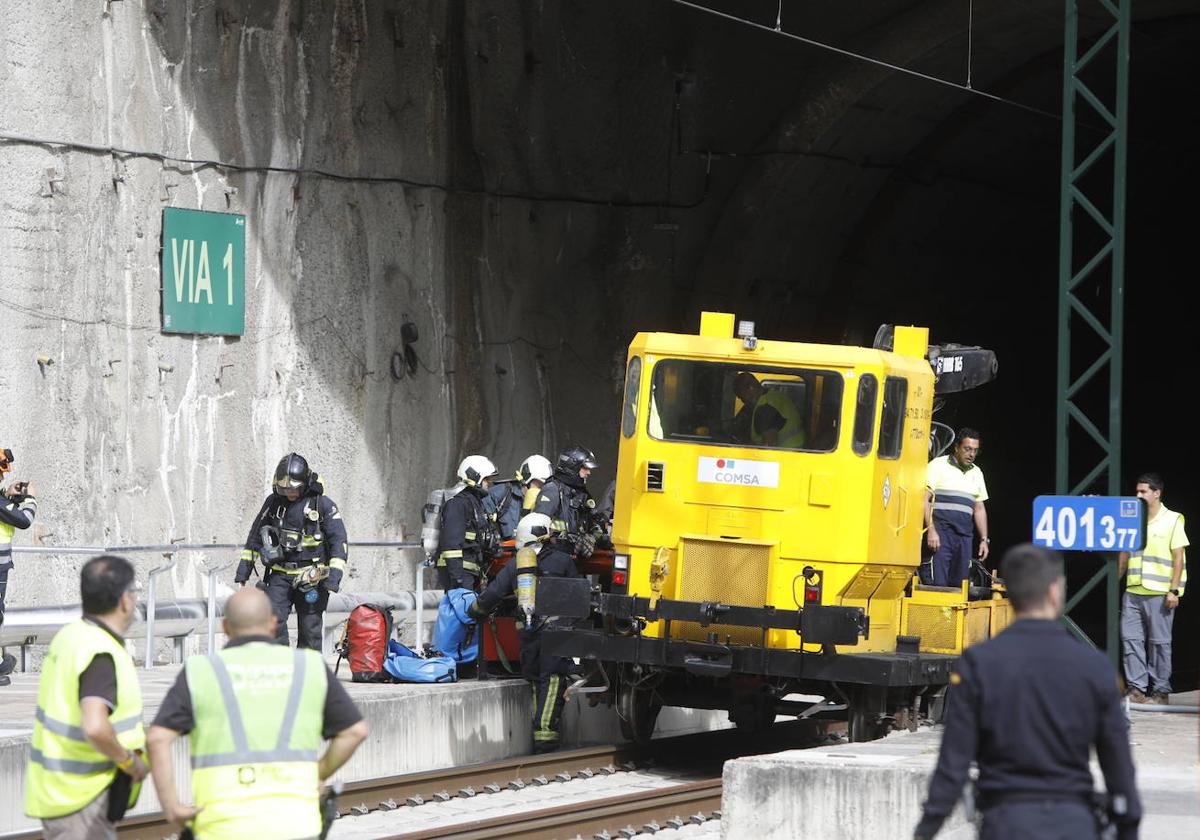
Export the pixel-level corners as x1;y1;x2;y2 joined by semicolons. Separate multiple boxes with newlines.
847;686;889;743
731;696;776;735
617;681;662;745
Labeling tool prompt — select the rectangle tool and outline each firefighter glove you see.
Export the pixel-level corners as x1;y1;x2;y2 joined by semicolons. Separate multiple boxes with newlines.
467;598;491;622
325;568;343;593
573;531;597;558
234;558;254;585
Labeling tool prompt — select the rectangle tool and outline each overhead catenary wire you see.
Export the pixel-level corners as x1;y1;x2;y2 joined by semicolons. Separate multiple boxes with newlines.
668;0;1065;123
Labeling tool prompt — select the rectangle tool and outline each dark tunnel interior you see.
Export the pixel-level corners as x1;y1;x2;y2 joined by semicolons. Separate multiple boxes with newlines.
567;3;1200;685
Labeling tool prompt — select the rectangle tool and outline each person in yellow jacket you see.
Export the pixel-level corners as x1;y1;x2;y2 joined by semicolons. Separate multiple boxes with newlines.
1118;472;1189;704
733;372;807;448
147;587;368;839
24;554;149;839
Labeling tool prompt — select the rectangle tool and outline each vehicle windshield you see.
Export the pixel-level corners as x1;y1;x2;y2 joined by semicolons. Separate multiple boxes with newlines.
648;360;843;452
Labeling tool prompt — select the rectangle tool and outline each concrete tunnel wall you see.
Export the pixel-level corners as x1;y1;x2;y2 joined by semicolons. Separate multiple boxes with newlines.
2;0;1199;648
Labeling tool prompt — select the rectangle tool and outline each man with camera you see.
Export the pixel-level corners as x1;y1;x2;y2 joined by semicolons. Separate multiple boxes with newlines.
1;447;38;687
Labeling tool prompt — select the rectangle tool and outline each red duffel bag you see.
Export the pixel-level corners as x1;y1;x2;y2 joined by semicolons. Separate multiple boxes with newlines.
341;604;395;683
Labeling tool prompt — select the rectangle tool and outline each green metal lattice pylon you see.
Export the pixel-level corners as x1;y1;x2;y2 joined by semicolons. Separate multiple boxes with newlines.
1056;0;1131;666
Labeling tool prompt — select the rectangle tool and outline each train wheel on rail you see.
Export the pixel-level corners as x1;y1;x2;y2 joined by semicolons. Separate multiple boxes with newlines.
847;685;890;743
617;680;662;745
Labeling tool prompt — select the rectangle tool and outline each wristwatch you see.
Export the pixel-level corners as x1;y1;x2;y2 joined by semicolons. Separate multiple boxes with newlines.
1168;588;1180;596
981;538;990;543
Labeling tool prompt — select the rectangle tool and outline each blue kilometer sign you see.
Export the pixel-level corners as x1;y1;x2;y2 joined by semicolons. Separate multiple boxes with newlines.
1032;496;1146;552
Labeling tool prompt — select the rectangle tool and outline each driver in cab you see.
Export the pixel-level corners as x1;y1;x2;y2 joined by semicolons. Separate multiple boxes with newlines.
732;372;806;448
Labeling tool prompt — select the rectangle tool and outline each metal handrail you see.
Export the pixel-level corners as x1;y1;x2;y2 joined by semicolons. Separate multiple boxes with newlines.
11;540;420;555
144;554;179;669
9;539;422;667
202;560;237;654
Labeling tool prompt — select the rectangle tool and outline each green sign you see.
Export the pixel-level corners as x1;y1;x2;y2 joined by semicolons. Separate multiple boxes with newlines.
161;207;246;336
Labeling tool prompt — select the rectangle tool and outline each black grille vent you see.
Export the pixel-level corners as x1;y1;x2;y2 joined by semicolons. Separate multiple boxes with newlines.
646;461;665;492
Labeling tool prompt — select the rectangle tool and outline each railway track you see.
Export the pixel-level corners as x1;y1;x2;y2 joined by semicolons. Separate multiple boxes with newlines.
381;777;723;840
56;719;839;840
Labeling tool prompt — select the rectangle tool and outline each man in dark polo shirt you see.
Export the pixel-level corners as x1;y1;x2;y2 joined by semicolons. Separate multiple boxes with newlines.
147;588;367;837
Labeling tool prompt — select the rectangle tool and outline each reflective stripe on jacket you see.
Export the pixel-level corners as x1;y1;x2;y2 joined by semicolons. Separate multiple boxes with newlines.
25;620;145;819
1127;507;1188;595
750;390;806;449
186;642;326;840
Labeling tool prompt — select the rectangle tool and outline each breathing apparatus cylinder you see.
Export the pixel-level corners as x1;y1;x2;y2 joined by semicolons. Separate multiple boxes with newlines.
421;482;464;559
515;546;538;625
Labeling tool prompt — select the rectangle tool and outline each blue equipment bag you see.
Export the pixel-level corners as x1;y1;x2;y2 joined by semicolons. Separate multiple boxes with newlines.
434;588;479;663
383;640;456;683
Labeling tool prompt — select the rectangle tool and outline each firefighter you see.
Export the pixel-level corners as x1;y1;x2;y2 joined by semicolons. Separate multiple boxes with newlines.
472;512;579;753
436;455;500;591
1;447;37;686
234;453;348;650
487;454;553;540
535;445;602;559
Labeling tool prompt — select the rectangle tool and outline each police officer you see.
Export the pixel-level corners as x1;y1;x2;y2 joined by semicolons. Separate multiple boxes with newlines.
234;453;348;650
535;445;602;559
436;455;500;591
1;447;37;686
487;454;553;540
914;543;1141;839
472;512;579;753
147;588;368;839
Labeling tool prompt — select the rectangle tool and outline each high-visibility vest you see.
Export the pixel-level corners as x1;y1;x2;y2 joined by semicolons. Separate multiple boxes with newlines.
751;390;806;449
25;620;145;819
186;642;327;840
1127;507;1188;596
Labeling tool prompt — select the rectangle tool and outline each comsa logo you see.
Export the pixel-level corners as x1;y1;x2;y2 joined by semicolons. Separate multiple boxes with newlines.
697;456;780;488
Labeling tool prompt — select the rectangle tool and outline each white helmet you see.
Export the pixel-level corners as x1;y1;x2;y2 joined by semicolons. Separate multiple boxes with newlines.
517;454;553;486
457;455;499;487
515;512;555;553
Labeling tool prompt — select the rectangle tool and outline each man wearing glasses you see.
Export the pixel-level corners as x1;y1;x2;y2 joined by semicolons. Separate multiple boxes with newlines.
25;555;148;839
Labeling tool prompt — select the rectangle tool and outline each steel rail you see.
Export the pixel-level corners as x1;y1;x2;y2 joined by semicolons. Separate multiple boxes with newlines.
96;744;641;840
84;719;841;839
385;777;723;840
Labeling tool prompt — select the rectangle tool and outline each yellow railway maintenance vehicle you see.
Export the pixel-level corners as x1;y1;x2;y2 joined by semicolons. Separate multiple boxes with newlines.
538;312;1008;742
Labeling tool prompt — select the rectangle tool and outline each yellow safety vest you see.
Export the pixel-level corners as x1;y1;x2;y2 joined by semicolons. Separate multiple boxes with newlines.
25;620;145;819
751;390;806;449
185;642;327;840
1127;506;1188;596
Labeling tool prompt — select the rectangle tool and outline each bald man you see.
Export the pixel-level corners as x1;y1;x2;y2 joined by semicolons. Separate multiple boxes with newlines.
147;588;368;838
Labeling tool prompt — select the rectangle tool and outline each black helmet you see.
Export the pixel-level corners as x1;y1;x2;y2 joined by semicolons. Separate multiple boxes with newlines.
556;445;598;478
273;452;311;495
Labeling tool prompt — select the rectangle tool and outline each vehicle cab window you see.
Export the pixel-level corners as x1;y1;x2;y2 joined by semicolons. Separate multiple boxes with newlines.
878;376;907;459
647;359;843;452
852;374;878;456
622;356;642;438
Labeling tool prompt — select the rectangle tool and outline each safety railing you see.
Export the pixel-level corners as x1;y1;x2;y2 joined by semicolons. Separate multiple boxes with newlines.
9;539;421;667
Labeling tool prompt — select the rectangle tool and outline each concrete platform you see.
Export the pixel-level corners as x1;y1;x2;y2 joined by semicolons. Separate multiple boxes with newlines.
721;693;1200;839
0;657;729;837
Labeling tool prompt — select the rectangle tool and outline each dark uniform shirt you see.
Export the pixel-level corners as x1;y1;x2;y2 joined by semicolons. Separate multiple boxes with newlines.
916;619;1141;837
485;482;524;541
243;493;348;566
152;635;363;739
77;615;123;710
436;486;493;575
533;478;593;537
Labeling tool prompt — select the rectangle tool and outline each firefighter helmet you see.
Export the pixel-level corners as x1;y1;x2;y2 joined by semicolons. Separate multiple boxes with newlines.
515;512;555;553
273;453;311;495
457;455;499;487
555;445;598;478
517;454;553;486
